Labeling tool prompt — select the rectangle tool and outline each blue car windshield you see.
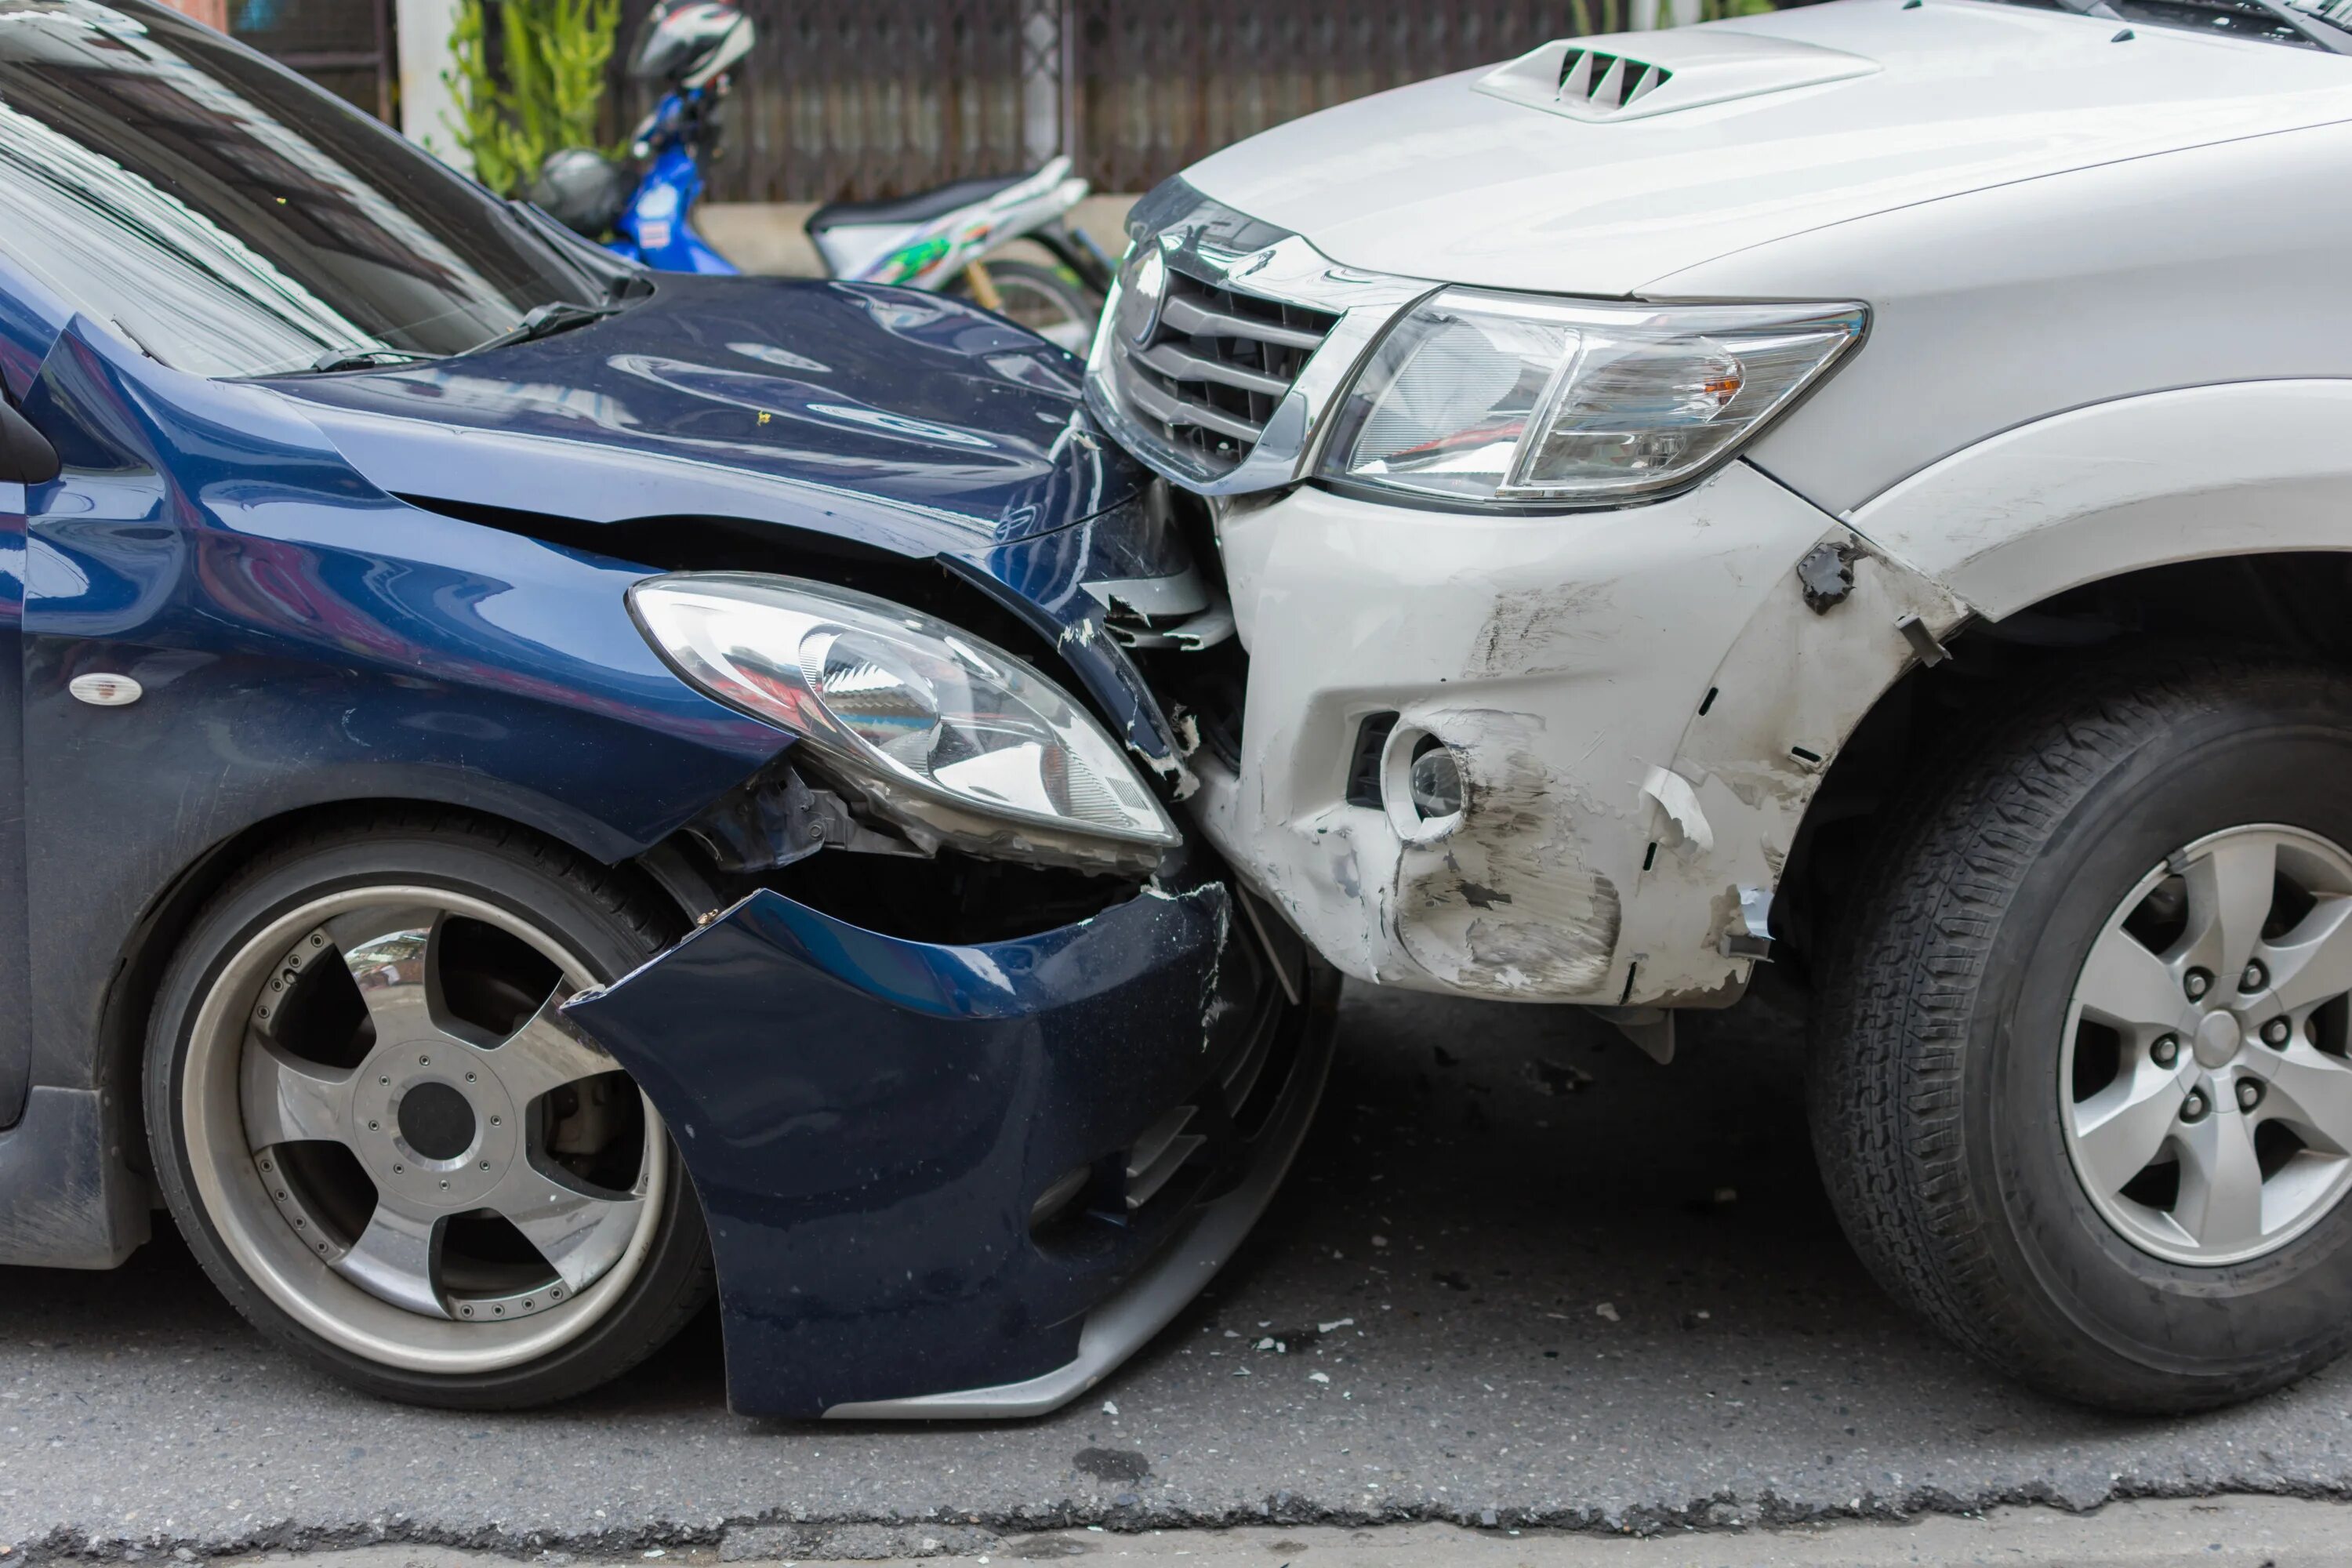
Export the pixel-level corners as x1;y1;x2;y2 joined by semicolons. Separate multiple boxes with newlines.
0;0;605;379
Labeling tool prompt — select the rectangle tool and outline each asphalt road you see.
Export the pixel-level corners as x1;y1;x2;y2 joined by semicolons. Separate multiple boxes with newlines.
8;981;2352;1560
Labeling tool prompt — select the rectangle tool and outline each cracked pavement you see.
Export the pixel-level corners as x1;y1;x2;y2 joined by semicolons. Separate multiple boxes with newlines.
6;982;2352;1559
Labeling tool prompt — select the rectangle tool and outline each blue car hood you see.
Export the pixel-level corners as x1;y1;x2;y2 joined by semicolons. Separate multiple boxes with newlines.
268;274;1148;553
258;274;1192;778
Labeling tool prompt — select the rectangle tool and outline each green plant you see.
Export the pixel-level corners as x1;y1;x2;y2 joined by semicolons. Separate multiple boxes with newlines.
442;0;621;196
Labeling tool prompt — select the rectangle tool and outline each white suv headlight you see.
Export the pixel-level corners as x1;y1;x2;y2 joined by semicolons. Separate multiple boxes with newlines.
630;573;1181;872
1318;289;1867;508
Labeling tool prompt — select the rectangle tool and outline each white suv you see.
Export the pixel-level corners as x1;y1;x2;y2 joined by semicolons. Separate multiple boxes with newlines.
1087;0;2352;1412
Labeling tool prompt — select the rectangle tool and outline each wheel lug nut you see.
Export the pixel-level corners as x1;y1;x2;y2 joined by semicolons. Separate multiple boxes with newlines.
2182;1091;2211;1123
368;1120;379;1131
480;1160;490;1171
2241;960;2269;993
2263;1018;2292;1047
2185;969;2213;1001
490;1116;501;1127
2238;1079;2264;1112
2152;1034;2181;1067
418;1054;430;1065
465;1073;477;1083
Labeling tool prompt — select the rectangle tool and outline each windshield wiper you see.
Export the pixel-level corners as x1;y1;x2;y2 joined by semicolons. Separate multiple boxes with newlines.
303;347;445;375
470;299;624;354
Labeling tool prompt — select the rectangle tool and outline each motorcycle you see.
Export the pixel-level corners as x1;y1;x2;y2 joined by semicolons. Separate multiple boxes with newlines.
531;0;1112;353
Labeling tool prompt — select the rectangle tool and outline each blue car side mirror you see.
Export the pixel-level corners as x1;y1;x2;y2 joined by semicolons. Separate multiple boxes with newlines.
0;397;57;485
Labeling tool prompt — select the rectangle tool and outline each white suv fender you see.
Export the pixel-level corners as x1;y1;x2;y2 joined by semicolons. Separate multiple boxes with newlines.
1635;372;2352;1009
1624;521;1965;1009
1852;381;2352;620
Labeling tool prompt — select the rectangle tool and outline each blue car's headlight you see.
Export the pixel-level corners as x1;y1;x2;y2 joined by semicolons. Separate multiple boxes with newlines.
630;572;1181;871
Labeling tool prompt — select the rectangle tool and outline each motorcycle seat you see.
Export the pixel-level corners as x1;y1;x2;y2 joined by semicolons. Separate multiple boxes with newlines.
805;172;1029;234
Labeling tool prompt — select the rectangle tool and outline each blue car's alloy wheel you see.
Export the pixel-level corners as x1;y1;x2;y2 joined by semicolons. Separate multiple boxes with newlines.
147;815;713;1408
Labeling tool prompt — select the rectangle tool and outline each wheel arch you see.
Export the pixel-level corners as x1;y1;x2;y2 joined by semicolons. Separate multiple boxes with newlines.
93;797;688;1185
1776;550;2352;976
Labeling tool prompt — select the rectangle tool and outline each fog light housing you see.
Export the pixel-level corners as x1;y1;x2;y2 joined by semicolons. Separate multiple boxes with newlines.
1381;725;1467;842
1408;738;1464;818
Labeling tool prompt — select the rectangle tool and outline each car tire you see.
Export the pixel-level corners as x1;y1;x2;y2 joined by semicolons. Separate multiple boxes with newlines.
145;811;713;1409
1812;650;2352;1413
960;259;1102;354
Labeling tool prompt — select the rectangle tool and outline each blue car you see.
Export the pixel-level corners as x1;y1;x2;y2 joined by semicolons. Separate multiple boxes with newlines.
0;0;1329;1416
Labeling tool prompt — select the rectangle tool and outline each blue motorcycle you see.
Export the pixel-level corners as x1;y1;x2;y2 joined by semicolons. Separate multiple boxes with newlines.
533;0;1110;350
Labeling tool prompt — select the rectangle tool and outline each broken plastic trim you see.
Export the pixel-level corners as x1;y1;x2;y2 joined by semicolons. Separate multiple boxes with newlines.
685;762;924;873
1082;564;1240;652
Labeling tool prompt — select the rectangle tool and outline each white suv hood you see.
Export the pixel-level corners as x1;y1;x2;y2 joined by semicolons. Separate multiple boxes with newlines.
1178;0;2352;296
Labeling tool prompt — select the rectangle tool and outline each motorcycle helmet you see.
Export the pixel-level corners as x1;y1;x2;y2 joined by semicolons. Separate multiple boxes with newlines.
627;1;754;91
528;148;637;238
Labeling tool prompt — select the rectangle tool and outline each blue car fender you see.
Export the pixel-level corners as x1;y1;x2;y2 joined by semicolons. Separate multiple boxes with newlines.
14;318;789;1109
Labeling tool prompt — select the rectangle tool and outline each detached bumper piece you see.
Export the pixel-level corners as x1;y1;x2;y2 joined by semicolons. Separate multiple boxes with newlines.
563;877;1333;1419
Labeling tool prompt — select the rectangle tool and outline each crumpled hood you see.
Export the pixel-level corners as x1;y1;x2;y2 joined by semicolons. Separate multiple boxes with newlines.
270;274;1147;551
1179;0;2352;296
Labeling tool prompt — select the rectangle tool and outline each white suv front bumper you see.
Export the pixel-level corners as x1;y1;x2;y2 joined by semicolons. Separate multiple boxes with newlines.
1189;462;1967;1011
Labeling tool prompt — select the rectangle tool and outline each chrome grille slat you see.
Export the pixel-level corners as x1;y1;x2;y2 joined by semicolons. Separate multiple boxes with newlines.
1132;339;1294;399
1123;369;1267;445
1158;293;1327;351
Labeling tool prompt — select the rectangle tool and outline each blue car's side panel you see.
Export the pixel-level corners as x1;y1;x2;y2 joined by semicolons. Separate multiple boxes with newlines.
16;319;790;1099
0;475;24;1130
565;879;1257;1417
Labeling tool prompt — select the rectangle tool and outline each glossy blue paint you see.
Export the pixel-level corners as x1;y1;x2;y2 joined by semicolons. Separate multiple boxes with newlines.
272;277;1189;771
274;277;1142;540
0;471;22;1130
612;135;738;275
564;869;1327;1417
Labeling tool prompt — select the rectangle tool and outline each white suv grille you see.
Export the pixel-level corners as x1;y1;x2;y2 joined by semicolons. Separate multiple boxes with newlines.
1108;261;1339;476
1083;180;1431;497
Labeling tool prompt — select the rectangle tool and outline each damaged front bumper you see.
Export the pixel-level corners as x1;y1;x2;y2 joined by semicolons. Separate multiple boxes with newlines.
1191;462;1968;1012
562;869;1332;1419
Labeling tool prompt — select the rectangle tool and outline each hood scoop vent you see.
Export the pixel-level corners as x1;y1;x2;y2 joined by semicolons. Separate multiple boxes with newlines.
1557;46;1675;113
1475;29;1879;123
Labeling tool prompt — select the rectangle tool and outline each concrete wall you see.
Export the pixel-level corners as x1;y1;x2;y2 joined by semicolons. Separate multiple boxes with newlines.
395;0;471;174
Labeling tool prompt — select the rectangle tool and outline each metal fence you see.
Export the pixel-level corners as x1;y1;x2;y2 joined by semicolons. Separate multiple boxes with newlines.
635;0;1636;202
1073;1;1610;194
616;0;1042;204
